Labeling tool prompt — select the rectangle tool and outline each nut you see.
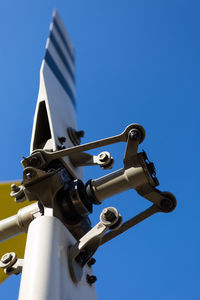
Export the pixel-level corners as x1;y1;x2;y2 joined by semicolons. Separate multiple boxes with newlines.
88;258;96;267
102;208;116;222
100;207;119;226
1;253;12;264
98;152;109;162
86;274;97;285
11;184;20;192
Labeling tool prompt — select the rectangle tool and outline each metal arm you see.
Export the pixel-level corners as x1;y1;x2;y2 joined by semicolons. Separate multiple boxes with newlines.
20;124;145;172
69;207;122;282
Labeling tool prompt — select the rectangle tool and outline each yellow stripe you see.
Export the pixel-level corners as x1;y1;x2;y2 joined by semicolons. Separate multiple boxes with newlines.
0;182;30;283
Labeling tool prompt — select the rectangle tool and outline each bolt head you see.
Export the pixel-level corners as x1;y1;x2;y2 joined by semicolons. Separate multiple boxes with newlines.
86;274;97;285
88;258;96;267
58;136;66;144
129;129;141;141
98;152;109;163
11;184;20;192
1;253;12;264
102;208;116;222
100;207;119;226
76;130;85;138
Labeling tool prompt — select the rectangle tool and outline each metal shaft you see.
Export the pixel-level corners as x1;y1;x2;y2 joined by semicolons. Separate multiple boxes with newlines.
0;203;41;242
90;166;149;202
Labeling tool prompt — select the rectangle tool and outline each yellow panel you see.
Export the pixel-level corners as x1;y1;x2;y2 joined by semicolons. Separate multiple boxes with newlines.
0;182;29;283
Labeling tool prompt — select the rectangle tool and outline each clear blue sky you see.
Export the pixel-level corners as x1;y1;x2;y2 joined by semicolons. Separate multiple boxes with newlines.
0;1;199;299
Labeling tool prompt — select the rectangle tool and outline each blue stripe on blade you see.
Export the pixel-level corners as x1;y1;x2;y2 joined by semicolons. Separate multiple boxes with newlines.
53;18;75;64
49;31;75;83
45;50;76;109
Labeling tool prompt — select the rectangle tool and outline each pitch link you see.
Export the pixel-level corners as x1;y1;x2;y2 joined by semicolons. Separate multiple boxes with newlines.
69;207;122;283
45;123;145;162
21;124;145;169
101;205;159;245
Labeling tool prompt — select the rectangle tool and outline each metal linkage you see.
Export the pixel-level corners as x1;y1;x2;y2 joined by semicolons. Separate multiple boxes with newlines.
69;207;122;282
69;151;114;169
101;205;159;245
20;124;144;173
9;123;176;243
0;252;23;275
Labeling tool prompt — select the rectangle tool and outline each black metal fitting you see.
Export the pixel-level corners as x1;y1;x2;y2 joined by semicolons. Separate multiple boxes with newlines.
55;179;93;226
129;129;142;141
85;180;101;205
76;130;85;139
76;248;93;267
86;274;97;285
88;258;96;267
159;192;177;212
69;179;93;216
67;127;85;146
140;151;159;186
58;136;66;144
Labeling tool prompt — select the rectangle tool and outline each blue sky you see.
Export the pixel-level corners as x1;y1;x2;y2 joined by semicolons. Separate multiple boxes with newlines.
0;1;200;299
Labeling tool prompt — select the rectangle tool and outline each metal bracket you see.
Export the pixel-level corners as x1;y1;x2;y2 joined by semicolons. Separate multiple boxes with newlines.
0;252;23;275
69;151;114;169
22;167;68;207
21;123;144;171
69;207;122;282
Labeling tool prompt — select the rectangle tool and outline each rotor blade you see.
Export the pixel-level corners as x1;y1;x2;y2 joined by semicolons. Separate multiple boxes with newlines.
30;10;83;180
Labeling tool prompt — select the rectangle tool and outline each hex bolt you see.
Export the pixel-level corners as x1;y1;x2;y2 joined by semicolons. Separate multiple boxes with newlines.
88;258;96;267
86;274;97;285
11;184;20;192
98;152;109;162
129;129;141;141
76;130;85;138
1;253;12;264
58;137;66;144
102;208;116;222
